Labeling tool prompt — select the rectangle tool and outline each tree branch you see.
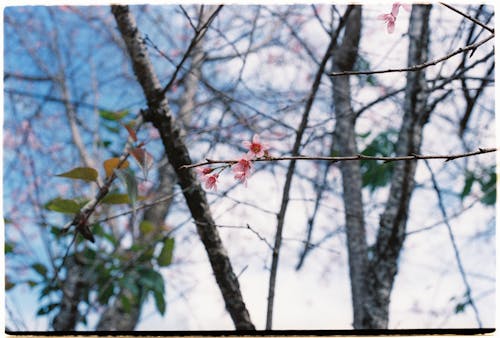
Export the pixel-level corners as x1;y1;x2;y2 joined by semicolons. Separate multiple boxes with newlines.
265;5;354;329
180;147;497;169
440;2;494;33
330;33;494;77
424;160;483;327
111;5;254;330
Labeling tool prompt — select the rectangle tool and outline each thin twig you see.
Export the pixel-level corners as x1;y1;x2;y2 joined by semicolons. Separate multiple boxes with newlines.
217;224;273;250
440;2;494;34
266;6;355;330
180;147;497;170
160;5;223;96
330;34;494;77
424;160;483;327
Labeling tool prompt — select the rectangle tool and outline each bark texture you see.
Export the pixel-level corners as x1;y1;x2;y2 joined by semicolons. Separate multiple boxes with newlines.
363;5;432;328
96;5;211;330
331;6;367;329
331;5;432;329
52;257;85;331
111;5;255;330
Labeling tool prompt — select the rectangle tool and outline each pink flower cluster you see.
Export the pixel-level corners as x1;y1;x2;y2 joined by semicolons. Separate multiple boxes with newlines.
378;2;411;34
196;134;270;191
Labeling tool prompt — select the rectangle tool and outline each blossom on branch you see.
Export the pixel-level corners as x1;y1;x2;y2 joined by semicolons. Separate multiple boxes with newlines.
204;173;219;191
378;2;411;34
196;167;219;191
243;134;270;158
196;166;213;177
232;155;253;186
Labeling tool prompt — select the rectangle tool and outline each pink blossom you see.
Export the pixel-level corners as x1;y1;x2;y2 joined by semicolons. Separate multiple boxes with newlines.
379;3;411;34
195;167;213;179
232;155;253;186
391;2;411;16
378;13;396;34
242;134;270;158
204;174;219;191
196;167;218;190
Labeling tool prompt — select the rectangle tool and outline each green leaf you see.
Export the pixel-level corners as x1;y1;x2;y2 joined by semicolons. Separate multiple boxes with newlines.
101;193;131;205
83;247;97;262
153;289;166;315
45;198;81;214
103;123;120;134
115;168;138;206
38;283;57;300
157;238;175;267
55;167;98;182
366;75;377;86
37;303;59;316
50;226;63;237
5;242;14;254
93;223;118;246
97;284;115;305
97;140;113;148
99;109;129;121
461;172;475;200
5;277;15;290
120;294;133;314
479;171;496;206
119;276;140;298
27;280;38;288
139;220;155;234
454;302;467;314
356;131;371;139
32;263;48;278
360;129;397;192
138;268;164;294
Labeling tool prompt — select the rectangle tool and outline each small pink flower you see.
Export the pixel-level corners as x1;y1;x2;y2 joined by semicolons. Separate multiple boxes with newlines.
378;13;396;34
195;167;213;178
204;174;219;191
379;3;411;34
242;134;270;158
394;2;412;15
232;155;253;186
196;167;218;190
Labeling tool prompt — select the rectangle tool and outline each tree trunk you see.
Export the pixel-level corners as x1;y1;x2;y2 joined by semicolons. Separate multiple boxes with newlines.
331;4;432;329
331;6;367;329
95;5;210;330
52;257;85;331
111;5;255;330
363;5;432;329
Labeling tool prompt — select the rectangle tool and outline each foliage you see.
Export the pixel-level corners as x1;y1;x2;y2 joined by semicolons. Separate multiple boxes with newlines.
359;129;398;192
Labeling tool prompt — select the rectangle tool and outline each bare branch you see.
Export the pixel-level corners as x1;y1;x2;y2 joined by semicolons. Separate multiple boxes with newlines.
330;34;494;77
160;5;223;96
181;147;497;169
266;6;355;329
424;160;483;327
440;3;494;34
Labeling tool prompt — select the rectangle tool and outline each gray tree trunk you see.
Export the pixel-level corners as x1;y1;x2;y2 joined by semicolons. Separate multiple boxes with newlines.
111;5;255;330
331;5;432;329
331;6;367;330
52;257;85;331
363;5;432;329
95;6;210;331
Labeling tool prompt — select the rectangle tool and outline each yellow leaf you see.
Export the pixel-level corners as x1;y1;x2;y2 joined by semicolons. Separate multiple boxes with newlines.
103;158;129;178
